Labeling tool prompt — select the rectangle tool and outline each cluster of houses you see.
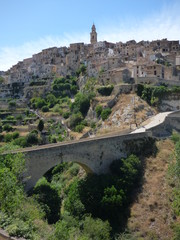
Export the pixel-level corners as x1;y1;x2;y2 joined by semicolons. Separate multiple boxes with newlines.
0;24;180;98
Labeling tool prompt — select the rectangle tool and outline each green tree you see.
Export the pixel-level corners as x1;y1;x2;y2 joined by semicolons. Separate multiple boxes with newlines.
30;97;46;109
4;133;13;142
71;92;90;116
0;147;25;214
3;124;13;132
96;105;103;117
26;132;39;146
0;168;24;214
76;64;87;76
64;180;85;217
101;108;111;121
38;119;44;132
42;105;49;112
33;177;61;224
69;112;83;129
46;94;57;108
82;216;111;240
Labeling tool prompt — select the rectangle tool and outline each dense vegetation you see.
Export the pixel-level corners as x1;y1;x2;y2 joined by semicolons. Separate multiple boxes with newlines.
97;85;114;96
0;73;115;149
0;140;143;239
2;75;180;238
0;144;50;239
137;84;180;106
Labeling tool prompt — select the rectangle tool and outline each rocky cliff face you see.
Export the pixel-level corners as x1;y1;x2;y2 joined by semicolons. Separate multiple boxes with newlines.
93;93;157;135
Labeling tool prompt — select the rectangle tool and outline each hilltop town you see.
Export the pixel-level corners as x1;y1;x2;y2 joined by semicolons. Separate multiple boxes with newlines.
0;24;180;99
0;25;180;240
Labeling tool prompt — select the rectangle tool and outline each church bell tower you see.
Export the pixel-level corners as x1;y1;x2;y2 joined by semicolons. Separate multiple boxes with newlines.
90;24;97;44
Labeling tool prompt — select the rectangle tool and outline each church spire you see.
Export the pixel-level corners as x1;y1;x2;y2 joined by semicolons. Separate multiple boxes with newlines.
90;23;97;44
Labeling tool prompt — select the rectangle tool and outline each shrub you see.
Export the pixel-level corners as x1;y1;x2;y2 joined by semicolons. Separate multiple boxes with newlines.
52;76;78;98
63;112;70;119
75;124;84;133
46;94;57;108
12;131;19;139
171;132;180;144
82;216;112;240
53;104;61;113
71;92;90;116
97;85;114;96
30;98;46;109
69;112;83;129
6;116;15;121
110;154;141;190
30;129;38;135
70;85;78;95
95;105;103;117
33;177;61;224
64;180;85;217
38;119;44;132
101;108;111;121
8;101;16;108
90;121;96;129
41;106;49;112
26;133;39;146
4;131;19;143
76;64;87;76
4;134;13;143
0;149;25;214
136;84;144;97
3;124;13;132
141;86;153;105
69;164;80;176
49;135;57;143
13;137;27;148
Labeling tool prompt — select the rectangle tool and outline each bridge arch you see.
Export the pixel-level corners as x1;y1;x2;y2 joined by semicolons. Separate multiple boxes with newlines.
20;132;152;191
23;152;94;191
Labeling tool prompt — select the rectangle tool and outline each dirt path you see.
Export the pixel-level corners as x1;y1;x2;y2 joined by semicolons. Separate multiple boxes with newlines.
127;139;176;239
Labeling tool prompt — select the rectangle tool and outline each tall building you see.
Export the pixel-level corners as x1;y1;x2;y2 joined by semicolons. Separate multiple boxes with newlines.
90;24;97;44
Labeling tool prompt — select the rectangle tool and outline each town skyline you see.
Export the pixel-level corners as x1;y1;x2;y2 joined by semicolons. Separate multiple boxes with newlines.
0;0;180;71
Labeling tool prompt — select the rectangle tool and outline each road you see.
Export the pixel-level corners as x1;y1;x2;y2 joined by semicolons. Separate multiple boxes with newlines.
131;111;172;133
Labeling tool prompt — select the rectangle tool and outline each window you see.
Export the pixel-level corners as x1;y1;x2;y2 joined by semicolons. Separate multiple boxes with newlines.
154;71;157;75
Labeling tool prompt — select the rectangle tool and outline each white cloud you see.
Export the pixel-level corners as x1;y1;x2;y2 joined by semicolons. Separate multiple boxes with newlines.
0;2;180;71
99;3;180;42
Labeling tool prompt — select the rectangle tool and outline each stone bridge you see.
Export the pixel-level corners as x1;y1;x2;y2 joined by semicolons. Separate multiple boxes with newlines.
6;110;180;191
17;132;152;191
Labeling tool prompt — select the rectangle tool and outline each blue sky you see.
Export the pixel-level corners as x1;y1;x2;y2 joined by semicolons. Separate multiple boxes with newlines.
0;0;180;71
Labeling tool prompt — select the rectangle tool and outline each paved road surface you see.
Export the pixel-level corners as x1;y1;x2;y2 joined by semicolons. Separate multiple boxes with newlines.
131;112;172;133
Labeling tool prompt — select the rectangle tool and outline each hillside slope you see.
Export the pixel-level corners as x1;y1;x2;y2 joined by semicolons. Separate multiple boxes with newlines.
127;139;177;239
97;93;157;135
